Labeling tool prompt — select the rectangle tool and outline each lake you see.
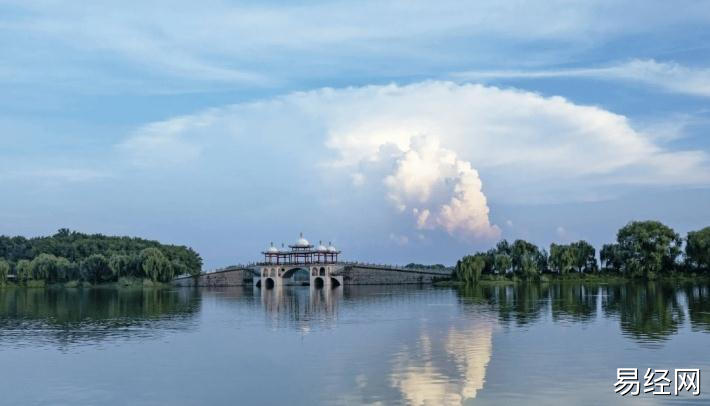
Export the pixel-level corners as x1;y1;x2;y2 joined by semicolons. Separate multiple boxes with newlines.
1;281;709;405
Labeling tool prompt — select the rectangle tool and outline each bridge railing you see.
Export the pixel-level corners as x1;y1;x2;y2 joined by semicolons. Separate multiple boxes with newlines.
339;261;453;275
193;261;453;276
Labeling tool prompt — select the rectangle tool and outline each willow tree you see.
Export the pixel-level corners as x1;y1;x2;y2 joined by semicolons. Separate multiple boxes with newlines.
16;259;32;282
140;248;173;282
0;259;9;283
549;244;575;274
616;221;682;277
686;227;710;272
455;254;486;284
80;254;113;283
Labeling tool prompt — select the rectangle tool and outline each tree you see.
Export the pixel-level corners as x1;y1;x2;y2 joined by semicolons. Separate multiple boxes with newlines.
520;252;540;278
0;259;9;283
615;221;682;277
511;240;542;276
16;259;32;282
496;239;511;255
549;244;575;275
570;241;597;273
455;254;486;284
29;253;73;282
108;254;132;278
140;248;173;282
494;253;512;274
80;254;112;283
600;243;623;272
170;259;189;277
686;227;710;272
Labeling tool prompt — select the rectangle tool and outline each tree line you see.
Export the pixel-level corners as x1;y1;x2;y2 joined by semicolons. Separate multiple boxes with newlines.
454;221;710;284
0;229;202;285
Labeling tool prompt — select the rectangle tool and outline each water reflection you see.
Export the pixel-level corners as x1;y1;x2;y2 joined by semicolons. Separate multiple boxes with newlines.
454;281;706;345
249;280;710;347
682;283;710;332
0;287;200;348
259;285;341;331
390;323;493;405
602;282;684;344
1;282;710;405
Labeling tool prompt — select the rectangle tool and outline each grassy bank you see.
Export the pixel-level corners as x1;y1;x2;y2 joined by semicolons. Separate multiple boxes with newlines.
0;277;171;289
434;272;710;287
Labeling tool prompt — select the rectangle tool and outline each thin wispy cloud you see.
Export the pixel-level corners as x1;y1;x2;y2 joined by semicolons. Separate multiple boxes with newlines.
3;168;112;183
2;2;710;92
452;59;710;97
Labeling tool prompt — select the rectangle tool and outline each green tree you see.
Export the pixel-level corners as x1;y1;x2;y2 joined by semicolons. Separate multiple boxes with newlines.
615;221;682;277
170;259;189;277
494;253;512;274
29;253;73;282
511;240;542;277
30;253;55;281
108;254;132;278
0;228;202;283
80;254;112;283
0;259;9;284
549;243;575;274
16;259;32;282
686;227;710;272
140;248;173;282
455;254;486;284
570;241;597;273
520;252;540;278
600;243;623;272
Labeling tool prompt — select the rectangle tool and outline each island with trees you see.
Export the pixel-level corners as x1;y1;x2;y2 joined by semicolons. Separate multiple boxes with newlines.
0;229;202;287
451;221;710;285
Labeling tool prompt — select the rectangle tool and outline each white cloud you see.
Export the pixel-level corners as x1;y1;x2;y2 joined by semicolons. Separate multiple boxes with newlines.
382;136;500;239
453;59;710;97
556;226;567;238
119;81;710;240
117;113;212;166
3;168;111;183
389;233;409;246
3;2;710;90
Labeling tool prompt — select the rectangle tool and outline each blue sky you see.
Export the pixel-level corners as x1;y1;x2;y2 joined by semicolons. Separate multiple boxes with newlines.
1;1;709;269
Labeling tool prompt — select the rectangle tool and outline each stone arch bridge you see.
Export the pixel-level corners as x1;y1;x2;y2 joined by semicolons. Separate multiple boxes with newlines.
172;262;452;288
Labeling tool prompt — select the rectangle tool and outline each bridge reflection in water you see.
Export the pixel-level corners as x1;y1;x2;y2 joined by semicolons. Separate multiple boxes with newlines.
251;284;494;404
258;285;342;330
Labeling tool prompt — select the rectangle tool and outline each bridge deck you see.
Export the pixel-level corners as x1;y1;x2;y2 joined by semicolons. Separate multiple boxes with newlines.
174;262;452;280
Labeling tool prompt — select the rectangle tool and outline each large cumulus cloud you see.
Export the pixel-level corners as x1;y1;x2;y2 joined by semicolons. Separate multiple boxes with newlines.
118;81;710;241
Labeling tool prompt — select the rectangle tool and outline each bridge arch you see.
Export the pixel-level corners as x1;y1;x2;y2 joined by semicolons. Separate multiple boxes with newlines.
313;277;324;289
330;277;341;287
281;267;310;285
264;278;275;289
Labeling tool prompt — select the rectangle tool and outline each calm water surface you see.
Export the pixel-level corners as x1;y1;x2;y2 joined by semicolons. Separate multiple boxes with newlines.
1;282;709;405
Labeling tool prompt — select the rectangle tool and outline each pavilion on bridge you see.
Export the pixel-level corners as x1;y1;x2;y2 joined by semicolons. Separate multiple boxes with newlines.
261;233;340;265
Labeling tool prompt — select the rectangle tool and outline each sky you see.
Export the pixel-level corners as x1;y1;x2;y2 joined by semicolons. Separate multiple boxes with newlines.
1;0;709;269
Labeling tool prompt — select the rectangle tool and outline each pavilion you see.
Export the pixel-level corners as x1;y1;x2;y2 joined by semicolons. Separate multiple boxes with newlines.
261;233;340;265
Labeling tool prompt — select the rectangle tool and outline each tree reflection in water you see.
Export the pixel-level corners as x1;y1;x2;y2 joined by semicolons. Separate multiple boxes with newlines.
0;287;200;348
456;281;710;345
684;283;710;332
602;282;684;344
